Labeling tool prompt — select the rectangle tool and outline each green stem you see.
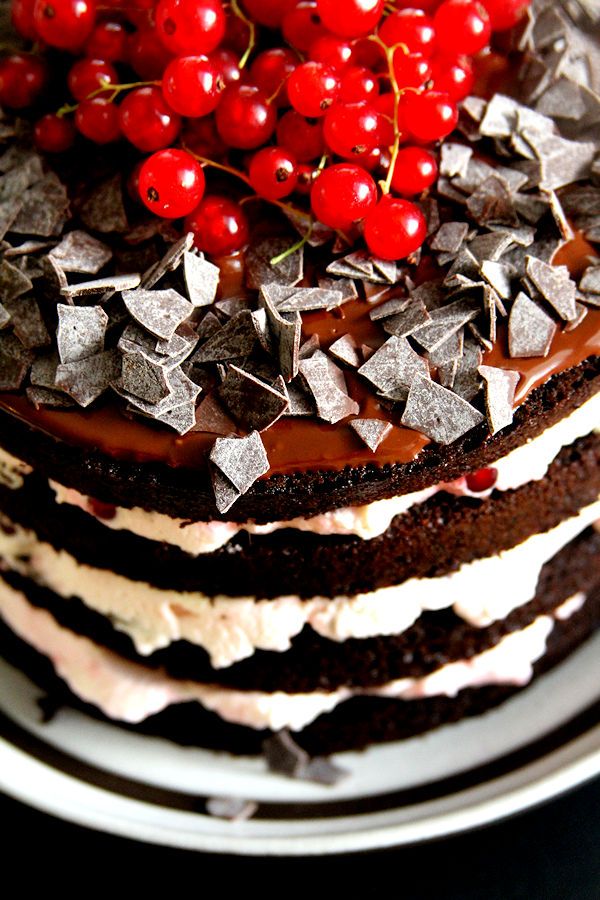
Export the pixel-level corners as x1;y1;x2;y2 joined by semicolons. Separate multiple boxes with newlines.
230;0;256;69
270;225;313;266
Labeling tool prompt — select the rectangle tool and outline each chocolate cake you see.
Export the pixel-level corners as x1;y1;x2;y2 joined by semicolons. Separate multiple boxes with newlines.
0;0;599;761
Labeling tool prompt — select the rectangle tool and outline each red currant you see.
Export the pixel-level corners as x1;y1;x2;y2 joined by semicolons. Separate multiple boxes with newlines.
379;9;436;56
127;28;174;80
185;195;249;256
75;97;121;143
183;116;228;159
162;55;224;117
0;53;46;108
339;66;379;103
392;51;432;89
480;0;530;31
241;0;297;28
433;0;491;56
430;54;474;100
282;2;326;52
364;195;426;260
373;92;395;145
390;146;438;196
316;0;384;38
296;163;319;194
309;35;354;72
155;0;226;55
250;48;298;106
249;146;299;200
287;61;340;118
276;110;324;162
33;0;96;49
85;20;127;62
34;113;75;152
11;0;39;40
119;86;181;152
323;102;380;159
139;148;205;219
465;467;497;492
215;84;277;149
311;162;377;229
210;48;244;86
400;90;458;143
67;58;117;102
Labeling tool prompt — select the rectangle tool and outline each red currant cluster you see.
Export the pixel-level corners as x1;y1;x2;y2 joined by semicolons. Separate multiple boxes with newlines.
2;0;530;261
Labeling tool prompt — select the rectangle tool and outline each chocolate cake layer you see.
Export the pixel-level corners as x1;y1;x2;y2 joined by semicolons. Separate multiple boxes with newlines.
0;357;598;522
1;582;598;756
1;432;598;598
1;527;597;693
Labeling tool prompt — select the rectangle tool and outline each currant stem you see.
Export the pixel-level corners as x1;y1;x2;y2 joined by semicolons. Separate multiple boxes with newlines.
230;0;256;70
270;225;313;266
56;79;160;117
366;35;410;195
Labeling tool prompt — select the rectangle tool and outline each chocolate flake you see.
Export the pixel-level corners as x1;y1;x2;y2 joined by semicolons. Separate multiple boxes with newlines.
0;259;32;301
80;173;128;234
183;250;219;307
451;337;483;401
328;334;361;368
55;348;120;407
193;310;261;364
12;172;70;237
246;236;304;289
259;287;301;382
369;297;410;321
480;260;514;299
350;417;392;452
478;364;519;434
56;304;107;363
122;288;194;340
580;266;600;294
210;431;269;509
30;352;59;387
358;335;429;394
440;142;473;178
154;400;198;435
525;256;577;321
0;332;34;389
412;298;480;352
317;276;358;303
430;222;469;254
61;272;141;300
49;230;112;274
509;291;557;358
4;296;50;348
284;377;314;416
26;385;74;408
466;175;519;226
401;375;484;444
205;797;258;822
262;730;309;778
382;299;431;339
299;350;359;423
0;303;10;329
122;351;171;403
276;286;344;312
192;393;236;435
218;365;289;431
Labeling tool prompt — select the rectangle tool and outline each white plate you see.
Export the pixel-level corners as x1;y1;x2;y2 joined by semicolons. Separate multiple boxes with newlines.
1;632;599;856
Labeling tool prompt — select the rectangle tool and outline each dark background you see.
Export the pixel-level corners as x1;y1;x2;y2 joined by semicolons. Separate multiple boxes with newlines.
2;775;599;895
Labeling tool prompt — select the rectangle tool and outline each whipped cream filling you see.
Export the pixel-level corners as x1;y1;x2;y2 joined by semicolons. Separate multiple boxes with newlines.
0;576;584;732
0;500;598;669
0;446;32;491
45;391;600;554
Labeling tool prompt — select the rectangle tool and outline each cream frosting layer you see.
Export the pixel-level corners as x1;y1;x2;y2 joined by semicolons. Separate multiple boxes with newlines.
0;576;584;732
45;390;600;554
0;500;598;669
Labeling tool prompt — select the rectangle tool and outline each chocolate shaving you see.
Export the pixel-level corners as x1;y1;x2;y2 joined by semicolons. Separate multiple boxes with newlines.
509;290;557;357
259;287;301;381
382;299;430;339
467;231;515;262
276;286;344;312
478;364;519;434
580;266;600;294
12;172;70;237
466;175;519;226
210;430;269;511
451;337;483;401
0;332;34;389
153;400;198;435
358;335;429;394
205;797;258;822
218;364;289;431
480;260;514;299
193;310;261;364
141;232;194;290
61;272;141;300
350;417;392;452
26;385;74;408
299;350;359;423
56;304;107;363
192;393;236;435
401;375;484;444
317;276;358;303
121;351;171;404
55;348;120;407
80;173;128;234
412;297;480;352
440;142;473;178
183;250;219;307
430;222;469;254
4;296;50;348
122;288;194;341
0;303;10;329
262;730;348;785
0;259;32;301
246;236;304;289
369;298;410;321
49;230;112;274
328;334;361;368
284;377;314;416
525;256;578;321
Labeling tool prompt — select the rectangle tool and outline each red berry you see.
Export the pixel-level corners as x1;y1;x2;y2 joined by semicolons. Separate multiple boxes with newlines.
11;0;39;39
67;58;117;101
139;148;205;218
400;90;458;143
276;110;324;162
250;48;298;106
379;9;436;56
241;0;297;28
249;146;298;200
155;0;226;55
311;162;377;229
119;85;181;152
363;195;426;259
88;497;117;520
433;0;491;56
34;113;75;152
373;91;395;145
282;3;326;53
0;53;46;108
210;48;244;86
430;54;474;100
465;467;497;492
75;97;120;143
390;146;438;196
309;35;354;72
316;0;384;38
323;102;380;159
127;28;174;80
183;116;228;159
480;0;530;31
85;20;127;61
339;66;379;103
33;0;96;49
185;195;249;256
215;84;277;149
162;55;224;117
288;61;340;118
392;50;432;89
296;163;319;195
